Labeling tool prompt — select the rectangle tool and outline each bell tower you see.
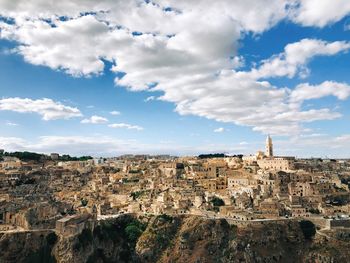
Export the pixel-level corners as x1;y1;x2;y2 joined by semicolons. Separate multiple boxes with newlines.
265;135;273;158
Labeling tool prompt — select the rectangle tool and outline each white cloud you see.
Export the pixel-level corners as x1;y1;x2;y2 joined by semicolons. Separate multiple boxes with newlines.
5;121;19;126
0;136;137;156
0;2;350;136
110;111;121;116
0;135;243;156
0;133;350;157
290;81;350;105
274;133;350;158
214;127;225;133
290;0;350;27
0;97;82;120
345;20;350;31
0;137;28;151
247;39;350;79
108;123;143;131
144;96;156;102
81;115;108;124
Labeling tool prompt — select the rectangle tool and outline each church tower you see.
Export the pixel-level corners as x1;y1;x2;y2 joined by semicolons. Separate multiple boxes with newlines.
265;135;273;158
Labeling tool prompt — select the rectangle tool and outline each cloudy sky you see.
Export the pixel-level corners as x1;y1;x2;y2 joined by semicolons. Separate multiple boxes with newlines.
0;0;350;157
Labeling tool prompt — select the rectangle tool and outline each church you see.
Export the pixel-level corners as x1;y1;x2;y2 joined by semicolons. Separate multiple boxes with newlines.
243;135;295;172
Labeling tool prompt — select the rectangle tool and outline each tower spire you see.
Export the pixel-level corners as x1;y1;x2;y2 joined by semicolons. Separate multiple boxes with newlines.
265;135;273;158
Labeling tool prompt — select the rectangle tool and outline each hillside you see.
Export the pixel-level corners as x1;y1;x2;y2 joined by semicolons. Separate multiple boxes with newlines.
0;215;349;263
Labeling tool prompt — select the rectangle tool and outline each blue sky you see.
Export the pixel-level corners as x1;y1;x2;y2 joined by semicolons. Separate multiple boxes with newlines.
1;0;350;157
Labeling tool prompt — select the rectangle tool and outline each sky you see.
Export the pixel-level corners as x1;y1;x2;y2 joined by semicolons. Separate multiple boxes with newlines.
0;0;350;158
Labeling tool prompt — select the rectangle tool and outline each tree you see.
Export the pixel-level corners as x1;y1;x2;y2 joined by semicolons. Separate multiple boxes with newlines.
81;198;88;207
211;197;225;207
299;220;316;240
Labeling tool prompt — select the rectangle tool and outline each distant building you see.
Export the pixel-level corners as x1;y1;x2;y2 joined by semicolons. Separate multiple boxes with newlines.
93;158;105;165
258;156;295;171
265;135;273;157
50;153;60;160
257;136;295;171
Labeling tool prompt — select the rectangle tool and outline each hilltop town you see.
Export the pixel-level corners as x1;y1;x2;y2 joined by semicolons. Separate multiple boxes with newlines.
1;136;349;232
0;137;350;262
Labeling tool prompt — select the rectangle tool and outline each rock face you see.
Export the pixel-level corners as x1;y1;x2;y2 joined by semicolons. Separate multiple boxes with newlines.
0;215;349;263
0;230;57;263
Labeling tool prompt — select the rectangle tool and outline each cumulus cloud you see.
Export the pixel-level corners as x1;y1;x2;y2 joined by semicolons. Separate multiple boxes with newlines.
0;1;350;136
0;135;244;156
290;81;350;105
0;136;137;156
247;39;350;79
5;121;19;126
275;133;350;158
0;136;28;151
144;96;156;102
290;0;350;27
81;115;108;124
110;111;121;115
1;134;350;157
0;97;82;120
214;127;225;133
108;123;143;131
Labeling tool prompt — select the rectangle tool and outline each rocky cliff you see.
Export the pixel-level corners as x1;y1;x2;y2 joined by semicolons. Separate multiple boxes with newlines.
0;215;349;263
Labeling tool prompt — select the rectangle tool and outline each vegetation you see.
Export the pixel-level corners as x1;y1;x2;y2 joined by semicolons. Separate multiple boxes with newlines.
157;214;173;222
299;220;316;240
198;153;226;159
78;228;93;248
94;216;147;246
122;178;139;183
24;247;56;263
211;197;225;207
209;197;225;212
1;151;45;161
125;224;143;243
46;232;58;246
58;155;93;161
198;153;243;159
309;208;320;214
22;232;58;263
125;220;147;244
229;224;238;240
130;190;144;200
129;169;141;174
0;151;92;162
81;198;88;207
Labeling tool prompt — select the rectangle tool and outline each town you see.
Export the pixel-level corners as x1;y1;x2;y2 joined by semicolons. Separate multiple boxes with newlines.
1;136;349;238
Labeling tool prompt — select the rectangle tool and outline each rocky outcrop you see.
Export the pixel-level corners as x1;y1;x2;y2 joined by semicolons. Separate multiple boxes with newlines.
0;230;57;263
0;215;349;263
53;214;144;263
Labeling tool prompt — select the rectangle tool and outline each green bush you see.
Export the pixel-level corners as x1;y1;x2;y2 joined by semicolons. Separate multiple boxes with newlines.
125;225;143;243
157;214;173;222
125;219;147;244
81;198;88;207
46;232;58;246
130;191;144;200
299;220;316;240
211;197;225;207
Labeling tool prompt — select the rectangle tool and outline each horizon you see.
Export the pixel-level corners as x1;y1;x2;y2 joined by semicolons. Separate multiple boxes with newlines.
1;1;350;157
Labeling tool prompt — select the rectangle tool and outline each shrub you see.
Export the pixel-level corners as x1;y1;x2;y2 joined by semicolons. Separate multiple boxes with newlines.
125;225;143;243
157;214;173;222
299;220;316;240
81;198;88;207
211;197;225;207
46;232;58;246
